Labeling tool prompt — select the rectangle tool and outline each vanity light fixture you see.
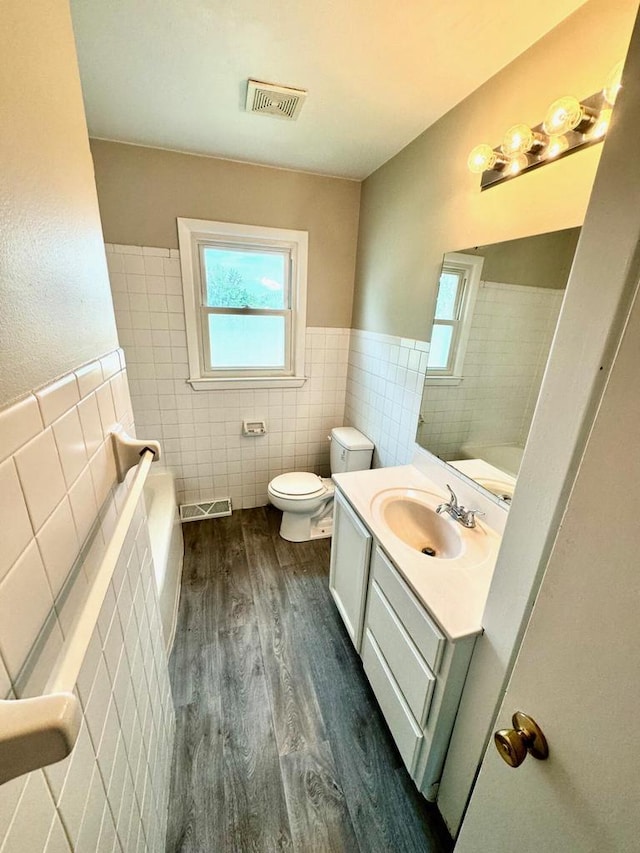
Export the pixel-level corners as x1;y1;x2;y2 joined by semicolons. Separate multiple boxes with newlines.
468;61;623;190
591;109;612;140
545;135;569;159
603;60;624;105
501;124;546;156
543;95;597;136
467;143;509;174
506;153;529;176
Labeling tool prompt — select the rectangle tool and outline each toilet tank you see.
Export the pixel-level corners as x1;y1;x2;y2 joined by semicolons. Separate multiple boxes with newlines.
330;427;374;474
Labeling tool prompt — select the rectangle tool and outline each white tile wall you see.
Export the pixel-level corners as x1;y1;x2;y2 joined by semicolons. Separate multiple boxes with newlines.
344;329;429;468
0;350;174;852
105;243;350;507
0;458;34;582
418;281;564;460
0;395;43;464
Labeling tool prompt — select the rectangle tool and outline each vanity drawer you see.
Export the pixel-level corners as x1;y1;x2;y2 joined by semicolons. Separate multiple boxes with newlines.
367;580;436;726
371;546;445;672
362;629;423;774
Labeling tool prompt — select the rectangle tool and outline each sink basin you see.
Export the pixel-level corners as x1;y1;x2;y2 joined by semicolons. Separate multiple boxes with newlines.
369;486;499;568
370;489;463;559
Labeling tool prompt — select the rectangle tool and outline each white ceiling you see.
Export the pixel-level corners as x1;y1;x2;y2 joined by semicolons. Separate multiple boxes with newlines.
70;0;588;180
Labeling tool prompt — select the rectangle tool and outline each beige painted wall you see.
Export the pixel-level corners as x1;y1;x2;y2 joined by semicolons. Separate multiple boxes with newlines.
462;227;580;289
352;0;638;339
89;140;361;328
0;0;118;406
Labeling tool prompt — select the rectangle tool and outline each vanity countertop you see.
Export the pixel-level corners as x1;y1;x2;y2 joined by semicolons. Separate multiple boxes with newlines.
333;464;502;641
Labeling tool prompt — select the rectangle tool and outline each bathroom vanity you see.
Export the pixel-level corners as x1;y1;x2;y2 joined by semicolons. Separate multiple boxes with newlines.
329;465;502;801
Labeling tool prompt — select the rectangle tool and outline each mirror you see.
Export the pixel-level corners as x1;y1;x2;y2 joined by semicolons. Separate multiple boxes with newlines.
416;227;580;505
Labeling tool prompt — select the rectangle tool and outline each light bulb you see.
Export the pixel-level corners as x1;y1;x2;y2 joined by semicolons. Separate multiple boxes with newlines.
501;124;546;156
506;154;529;176
543;96;595;135
603;60;623;105
591;108;612;139
467;143;502;174
545;135;569;159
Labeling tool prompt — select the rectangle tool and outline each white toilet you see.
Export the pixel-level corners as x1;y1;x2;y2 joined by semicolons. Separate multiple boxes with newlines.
268;427;374;542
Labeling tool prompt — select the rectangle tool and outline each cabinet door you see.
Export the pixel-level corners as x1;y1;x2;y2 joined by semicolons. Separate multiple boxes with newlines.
329;489;372;651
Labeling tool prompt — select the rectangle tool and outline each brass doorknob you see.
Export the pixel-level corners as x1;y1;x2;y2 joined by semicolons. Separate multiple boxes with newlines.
494;711;549;768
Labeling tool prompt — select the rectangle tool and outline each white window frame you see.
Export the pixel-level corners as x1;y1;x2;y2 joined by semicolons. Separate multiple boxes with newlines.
177;218;308;390
425;252;483;386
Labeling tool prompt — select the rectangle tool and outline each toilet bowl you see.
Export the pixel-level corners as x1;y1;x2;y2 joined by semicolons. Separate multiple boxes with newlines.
268;427;374;542
267;472;335;542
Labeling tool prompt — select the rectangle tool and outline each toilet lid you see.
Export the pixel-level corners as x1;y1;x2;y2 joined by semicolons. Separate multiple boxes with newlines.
270;472;327;498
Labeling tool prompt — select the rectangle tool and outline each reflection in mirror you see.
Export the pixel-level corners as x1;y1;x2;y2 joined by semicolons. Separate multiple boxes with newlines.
416;227;580;505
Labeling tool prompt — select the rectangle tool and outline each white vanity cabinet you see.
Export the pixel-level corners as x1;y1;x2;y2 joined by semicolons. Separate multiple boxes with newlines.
363;546;476;800
329;488;477;801
329;488;372;651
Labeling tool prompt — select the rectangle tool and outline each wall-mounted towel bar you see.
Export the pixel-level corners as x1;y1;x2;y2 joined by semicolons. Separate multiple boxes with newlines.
0;430;160;786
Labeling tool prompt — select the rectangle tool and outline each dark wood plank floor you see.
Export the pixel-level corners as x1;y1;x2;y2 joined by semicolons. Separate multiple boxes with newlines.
166;506;454;853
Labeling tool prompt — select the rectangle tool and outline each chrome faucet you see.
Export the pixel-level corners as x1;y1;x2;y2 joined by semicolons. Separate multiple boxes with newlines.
436;485;483;529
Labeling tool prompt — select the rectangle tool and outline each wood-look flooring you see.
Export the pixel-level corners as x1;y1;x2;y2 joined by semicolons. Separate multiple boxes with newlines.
166;506;454;853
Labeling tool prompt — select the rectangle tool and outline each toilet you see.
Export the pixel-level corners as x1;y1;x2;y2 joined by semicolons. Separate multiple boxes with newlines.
268;427;374;542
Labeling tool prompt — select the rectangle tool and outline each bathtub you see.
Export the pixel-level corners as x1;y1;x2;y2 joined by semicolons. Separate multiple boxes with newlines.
144;469;184;653
459;442;524;478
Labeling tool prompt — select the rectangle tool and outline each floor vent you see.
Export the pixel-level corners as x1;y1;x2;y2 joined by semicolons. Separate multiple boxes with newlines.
179;498;232;523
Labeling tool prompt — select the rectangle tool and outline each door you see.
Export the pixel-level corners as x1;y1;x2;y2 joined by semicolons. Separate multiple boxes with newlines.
329;489;372;651
455;273;640;851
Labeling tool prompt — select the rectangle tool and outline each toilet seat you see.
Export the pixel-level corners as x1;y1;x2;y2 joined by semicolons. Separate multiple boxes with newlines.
269;472;328;500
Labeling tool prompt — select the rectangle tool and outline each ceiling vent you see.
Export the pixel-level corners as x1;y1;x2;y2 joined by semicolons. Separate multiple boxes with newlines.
245;79;307;121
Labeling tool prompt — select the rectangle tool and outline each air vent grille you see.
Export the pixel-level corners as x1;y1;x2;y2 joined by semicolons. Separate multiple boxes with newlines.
245;79;307;121
179;498;232;523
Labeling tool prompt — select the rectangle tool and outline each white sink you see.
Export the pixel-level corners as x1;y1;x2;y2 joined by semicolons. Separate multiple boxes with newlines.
370;487;494;566
370;489;462;558
333;464;504;638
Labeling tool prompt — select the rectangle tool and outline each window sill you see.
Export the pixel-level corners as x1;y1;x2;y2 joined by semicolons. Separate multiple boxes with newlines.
187;376;308;391
424;375;463;387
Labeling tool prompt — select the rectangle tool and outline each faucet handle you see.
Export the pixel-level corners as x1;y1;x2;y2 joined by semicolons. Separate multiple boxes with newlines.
444;484;458;508
463;508;485;528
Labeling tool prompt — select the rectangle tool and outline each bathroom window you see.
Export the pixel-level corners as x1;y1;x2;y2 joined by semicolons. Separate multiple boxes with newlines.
178;218;308;389
426;252;483;385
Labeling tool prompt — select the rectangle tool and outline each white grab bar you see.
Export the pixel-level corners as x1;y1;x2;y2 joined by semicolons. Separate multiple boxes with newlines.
0;432;159;786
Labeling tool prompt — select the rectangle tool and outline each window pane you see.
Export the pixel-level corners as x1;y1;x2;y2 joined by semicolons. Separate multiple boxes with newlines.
208;314;286;369
427;323;453;370
434;271;463;320
203;246;287;309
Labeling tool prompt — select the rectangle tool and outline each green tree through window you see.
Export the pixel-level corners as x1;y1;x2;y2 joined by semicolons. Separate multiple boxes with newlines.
207;265;252;307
